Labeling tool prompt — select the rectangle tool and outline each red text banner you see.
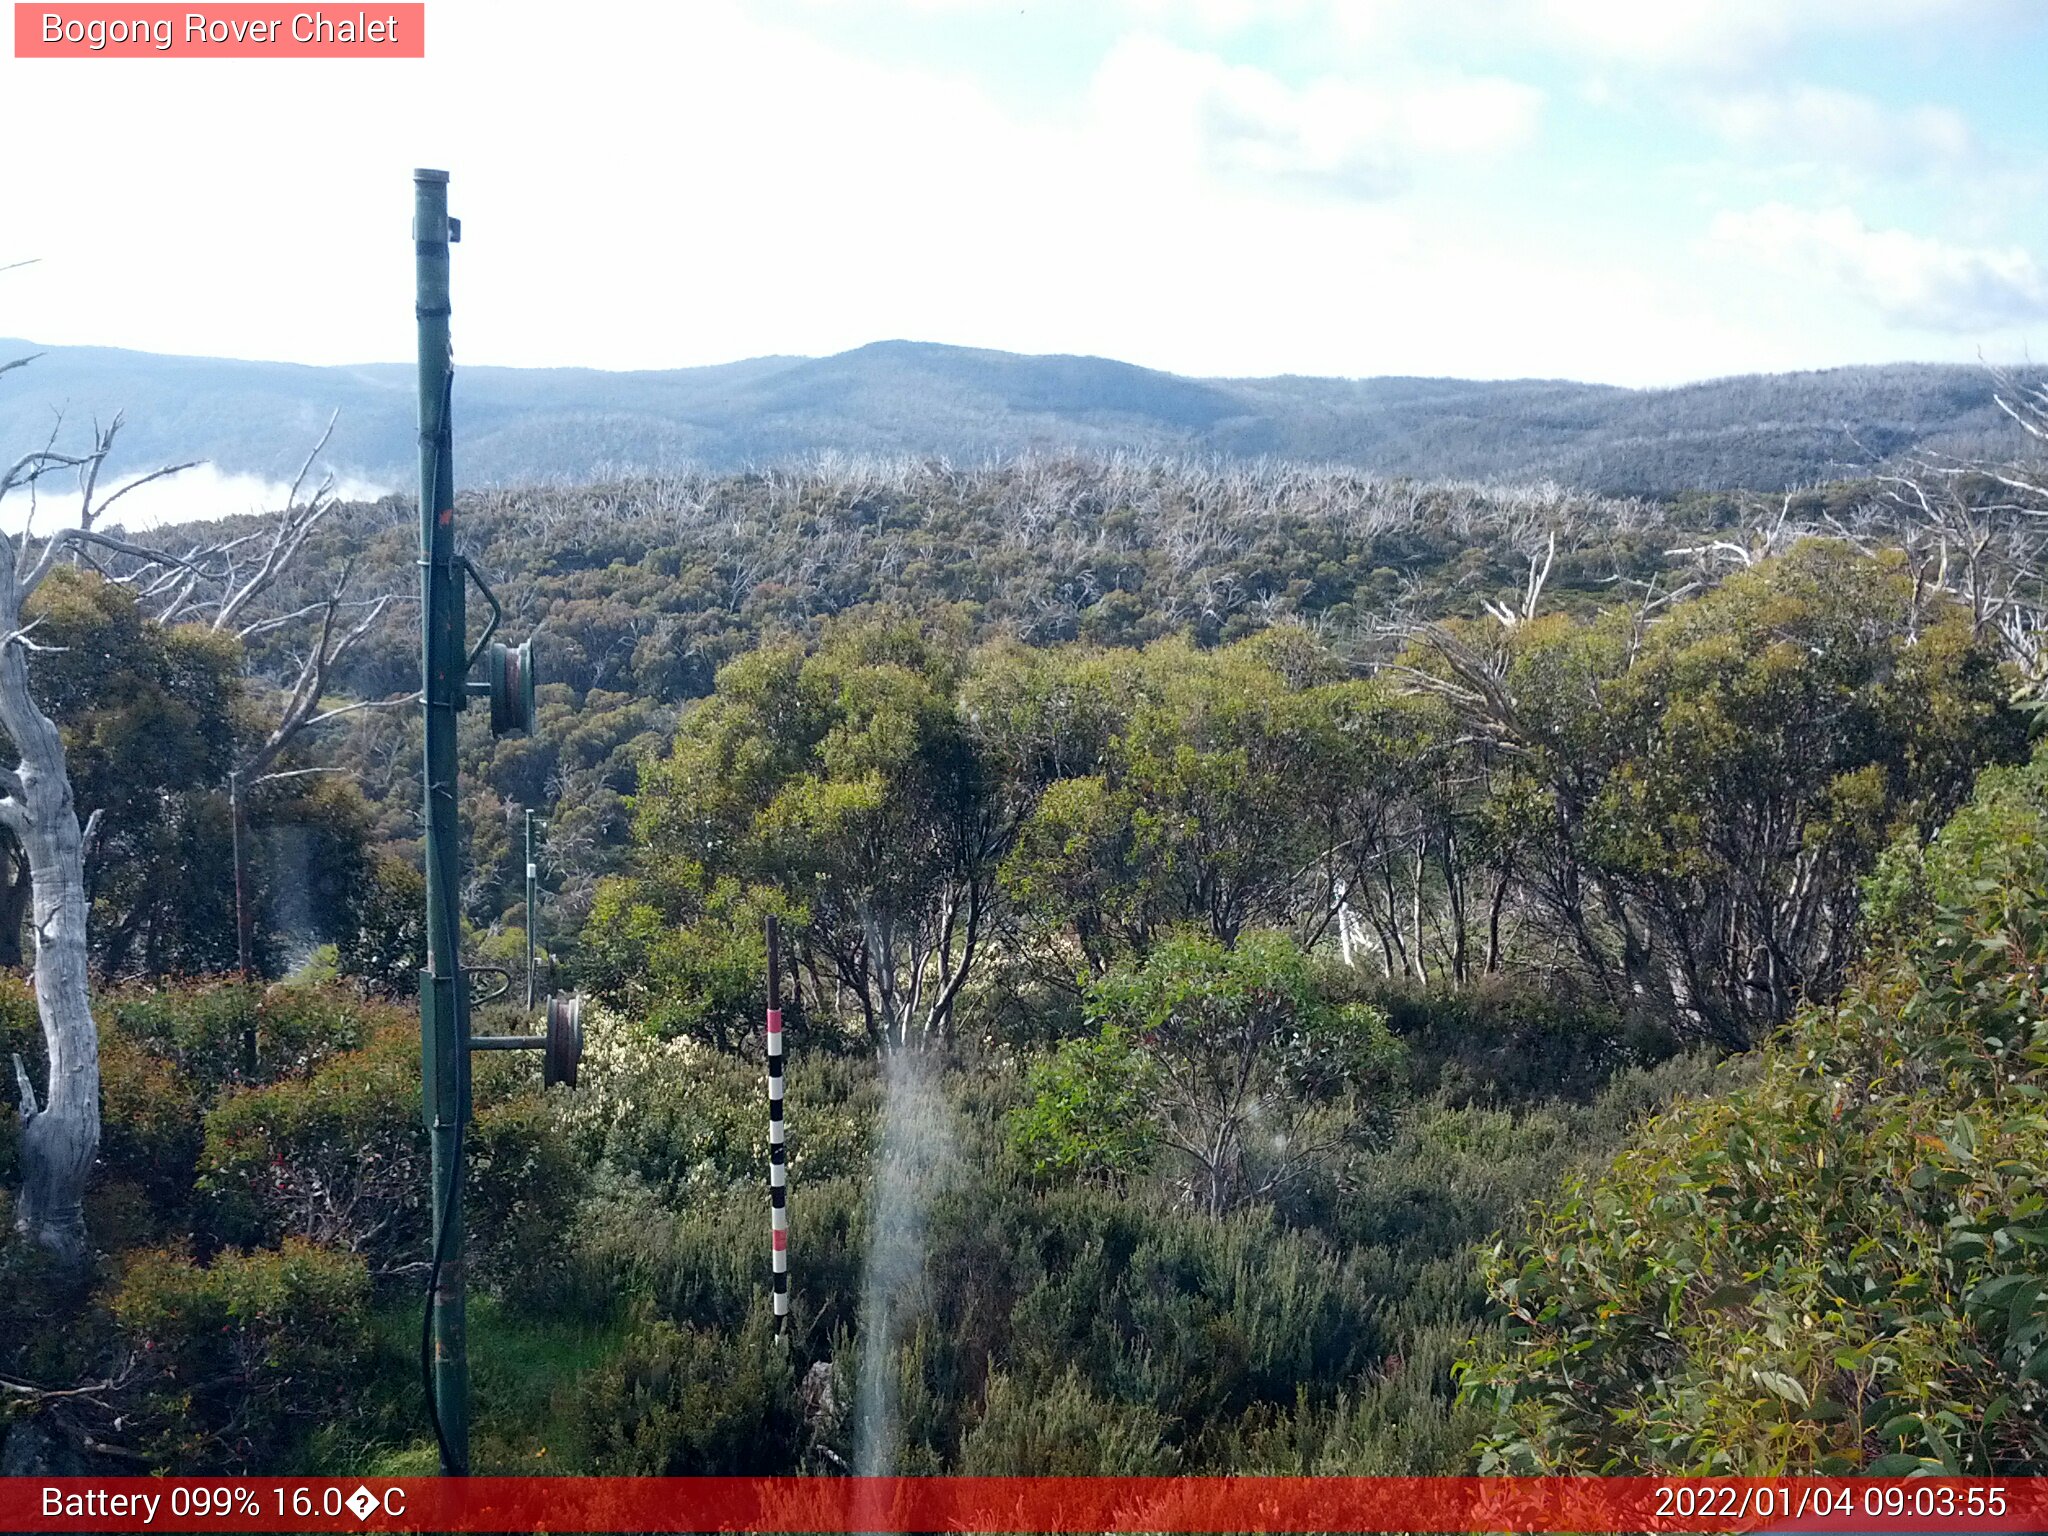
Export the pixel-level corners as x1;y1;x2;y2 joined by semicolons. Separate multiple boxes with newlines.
13;4;424;57
1;1476;2043;1533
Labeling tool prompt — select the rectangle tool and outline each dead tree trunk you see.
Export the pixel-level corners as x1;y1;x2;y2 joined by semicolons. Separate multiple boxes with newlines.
0;379;394;1267
0;399;196;1269
0;571;96;1271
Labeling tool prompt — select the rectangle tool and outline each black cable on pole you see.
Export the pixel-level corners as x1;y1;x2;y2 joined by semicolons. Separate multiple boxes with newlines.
420;1118;465;1476
416;375;467;1477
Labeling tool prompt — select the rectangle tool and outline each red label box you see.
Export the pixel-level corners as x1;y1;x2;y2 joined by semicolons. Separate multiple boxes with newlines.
14;3;425;56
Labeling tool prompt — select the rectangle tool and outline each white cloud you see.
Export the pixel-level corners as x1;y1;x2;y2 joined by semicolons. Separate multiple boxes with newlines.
1692;85;1974;175
1123;0;1306;33
1528;0;1794;68
1711;203;2048;332
1120;0;1403;48
1525;0;1977;71
1088;36;1542;202
1113;0;1999;73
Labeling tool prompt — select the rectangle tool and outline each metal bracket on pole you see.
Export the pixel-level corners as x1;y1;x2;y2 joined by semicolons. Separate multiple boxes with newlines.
458;555;500;669
470;993;582;1088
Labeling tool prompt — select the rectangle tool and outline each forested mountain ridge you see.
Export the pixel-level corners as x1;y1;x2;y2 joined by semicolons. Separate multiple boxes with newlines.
184;462;1708;948
0;335;2033;496
129;450;2027;1018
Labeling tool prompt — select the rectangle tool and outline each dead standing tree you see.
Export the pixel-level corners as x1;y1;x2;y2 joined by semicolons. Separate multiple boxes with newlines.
2;382;403;1264
0;400;201;1269
1858;374;2048;693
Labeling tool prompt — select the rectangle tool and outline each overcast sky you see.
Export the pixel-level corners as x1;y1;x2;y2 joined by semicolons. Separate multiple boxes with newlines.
4;0;2047;387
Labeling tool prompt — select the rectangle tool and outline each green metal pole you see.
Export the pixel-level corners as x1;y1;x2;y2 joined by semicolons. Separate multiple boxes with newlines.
414;166;469;1477
524;809;536;1011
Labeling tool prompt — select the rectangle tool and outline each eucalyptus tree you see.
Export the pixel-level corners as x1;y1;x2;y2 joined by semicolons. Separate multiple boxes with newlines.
1404;542;2020;1045
621;613;1012;1048
997;631;1436;976
208;434;407;982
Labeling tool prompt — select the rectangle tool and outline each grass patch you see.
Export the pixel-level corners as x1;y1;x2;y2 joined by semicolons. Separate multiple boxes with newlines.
306;1291;630;1475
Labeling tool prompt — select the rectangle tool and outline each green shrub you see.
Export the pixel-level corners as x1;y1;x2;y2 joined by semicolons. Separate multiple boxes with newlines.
96;1029;204;1236
0;973;39;1186
1041;930;1403;1215
559;1010;874;1198
250;983;379;1078
961;1365;1176;1474
198;1020;419;1260
1462;743;2048;1474
1361;973;1672;1105
1215;1323;1485;1474
464;1082;587;1306
565;1168;868;1346
101;983;259;1096
337;852;426;1000
1322;1054;1730;1280
102;979;375;1096
286;944;342;987
1011;1025;1156;1184
198;1020;581;1292
578;1308;800;1473
437;999;1718;1478
951;1188;1383;1447
0;1216;109;1387
111;1238;371;1471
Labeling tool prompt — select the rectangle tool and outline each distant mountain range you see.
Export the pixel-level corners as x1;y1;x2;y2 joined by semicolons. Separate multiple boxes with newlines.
0;337;2033;497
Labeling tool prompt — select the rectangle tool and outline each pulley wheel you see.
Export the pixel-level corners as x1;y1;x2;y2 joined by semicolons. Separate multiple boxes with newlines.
543;992;583;1088
489;638;537;736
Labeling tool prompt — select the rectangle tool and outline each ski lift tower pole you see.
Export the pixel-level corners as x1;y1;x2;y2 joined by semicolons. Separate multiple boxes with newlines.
410;167;562;1479
414;166;469;1477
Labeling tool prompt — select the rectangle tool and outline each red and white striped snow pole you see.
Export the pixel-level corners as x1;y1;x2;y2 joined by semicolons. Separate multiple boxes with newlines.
766;914;789;1335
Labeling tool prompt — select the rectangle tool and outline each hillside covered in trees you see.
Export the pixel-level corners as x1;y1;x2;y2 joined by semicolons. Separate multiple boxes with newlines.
6;401;2048;1476
2;337;2038;497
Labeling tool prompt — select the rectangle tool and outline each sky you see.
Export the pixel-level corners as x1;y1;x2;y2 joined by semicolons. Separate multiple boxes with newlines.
3;0;2047;390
